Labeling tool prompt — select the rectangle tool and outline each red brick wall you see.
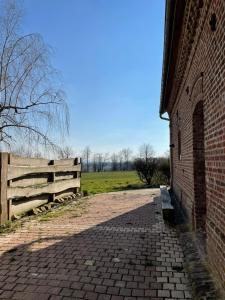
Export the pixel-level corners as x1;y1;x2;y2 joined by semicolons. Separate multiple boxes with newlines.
168;0;225;289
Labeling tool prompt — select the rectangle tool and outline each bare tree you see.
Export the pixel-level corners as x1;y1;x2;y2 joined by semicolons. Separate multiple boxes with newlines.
122;148;132;170
12;144;42;158
102;152;109;171
92;153;97;172
139;144;155;162
0;0;68;147
118;150;124;171
82;146;91;172
57;145;74;159
96;153;103;172
111;153;118;171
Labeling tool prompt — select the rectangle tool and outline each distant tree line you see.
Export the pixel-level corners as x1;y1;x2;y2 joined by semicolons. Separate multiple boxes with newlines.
81;144;170;186
82;146;134;173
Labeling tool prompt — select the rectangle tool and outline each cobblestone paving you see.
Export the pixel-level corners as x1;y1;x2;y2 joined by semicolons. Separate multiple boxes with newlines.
0;189;192;299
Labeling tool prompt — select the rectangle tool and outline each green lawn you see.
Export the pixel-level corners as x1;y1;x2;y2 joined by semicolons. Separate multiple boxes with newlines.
81;171;144;194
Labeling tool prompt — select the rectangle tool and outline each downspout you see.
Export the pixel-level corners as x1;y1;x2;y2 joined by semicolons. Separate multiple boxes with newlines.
160;114;170;121
160;113;173;189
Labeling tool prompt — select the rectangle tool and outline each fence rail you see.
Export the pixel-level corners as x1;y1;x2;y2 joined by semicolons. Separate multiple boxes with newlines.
0;152;81;224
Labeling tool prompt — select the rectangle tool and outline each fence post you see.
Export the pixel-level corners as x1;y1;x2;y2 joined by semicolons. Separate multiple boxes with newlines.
74;157;80;193
0;152;9;224
49;160;55;202
80;158;82;192
7;153;12;220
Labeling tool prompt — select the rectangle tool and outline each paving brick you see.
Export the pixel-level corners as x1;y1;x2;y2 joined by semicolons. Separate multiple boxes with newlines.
24;285;37;293
85;291;98;299
72;289;85;298
145;289;157;297
157;276;168;283
111;274;122;281
103;279;114;287
119;288;132;296
115;281;126;288
126;281;138;289
171;290;185;298
95;285;107;293
12;292;50;300
0;291;15;299
98;294;111;300
60;288;73;297
13;284;27;292
0;190;192;300
132;289;144;297
83;283;95;292
163;283;175;290
2;283;16;290
107;286;119;295
111;296;123;300
176;283;187;291
158;290;170;298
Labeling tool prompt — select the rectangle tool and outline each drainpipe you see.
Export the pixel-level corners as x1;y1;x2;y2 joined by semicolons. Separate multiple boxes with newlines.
160;114;170;121
160;113;173;189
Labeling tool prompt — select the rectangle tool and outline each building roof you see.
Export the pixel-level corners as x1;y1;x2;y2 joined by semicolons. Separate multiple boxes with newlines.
160;0;186;115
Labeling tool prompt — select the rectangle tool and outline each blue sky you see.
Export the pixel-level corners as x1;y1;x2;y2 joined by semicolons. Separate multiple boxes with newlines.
23;0;168;156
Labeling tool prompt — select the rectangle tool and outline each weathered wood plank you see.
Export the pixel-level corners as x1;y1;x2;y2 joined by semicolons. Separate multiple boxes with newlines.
0;153;9;224
55;190;74;199
9;154;50;166
8;164;81;180
55;174;74;181
51;160;55;202
54;159;76;166
11;197;49;216
8;178;80;199
10;175;49;187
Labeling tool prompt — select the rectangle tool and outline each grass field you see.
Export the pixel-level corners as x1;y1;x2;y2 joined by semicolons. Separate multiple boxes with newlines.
81;171;144;194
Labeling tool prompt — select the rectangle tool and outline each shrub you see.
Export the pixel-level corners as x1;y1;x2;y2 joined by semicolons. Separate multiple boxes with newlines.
158;157;170;185
134;158;158;186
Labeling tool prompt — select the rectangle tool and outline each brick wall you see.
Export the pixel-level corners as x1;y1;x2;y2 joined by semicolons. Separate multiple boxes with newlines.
168;0;225;289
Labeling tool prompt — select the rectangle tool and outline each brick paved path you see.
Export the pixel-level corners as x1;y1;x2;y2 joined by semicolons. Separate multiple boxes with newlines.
0;189;192;300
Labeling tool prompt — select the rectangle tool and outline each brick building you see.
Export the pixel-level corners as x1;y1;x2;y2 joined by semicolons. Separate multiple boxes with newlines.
160;0;225;289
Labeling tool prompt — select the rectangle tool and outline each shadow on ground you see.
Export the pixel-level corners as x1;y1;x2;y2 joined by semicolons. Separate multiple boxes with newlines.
0;196;189;299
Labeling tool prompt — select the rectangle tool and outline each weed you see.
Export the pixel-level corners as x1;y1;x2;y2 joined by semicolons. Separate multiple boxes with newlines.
0;220;19;235
38;199;88;222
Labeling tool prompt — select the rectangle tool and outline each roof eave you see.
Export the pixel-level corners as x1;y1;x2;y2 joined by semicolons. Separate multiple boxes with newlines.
160;0;186;115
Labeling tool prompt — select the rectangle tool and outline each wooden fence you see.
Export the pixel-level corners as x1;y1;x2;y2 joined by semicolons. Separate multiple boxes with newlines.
0;152;81;224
